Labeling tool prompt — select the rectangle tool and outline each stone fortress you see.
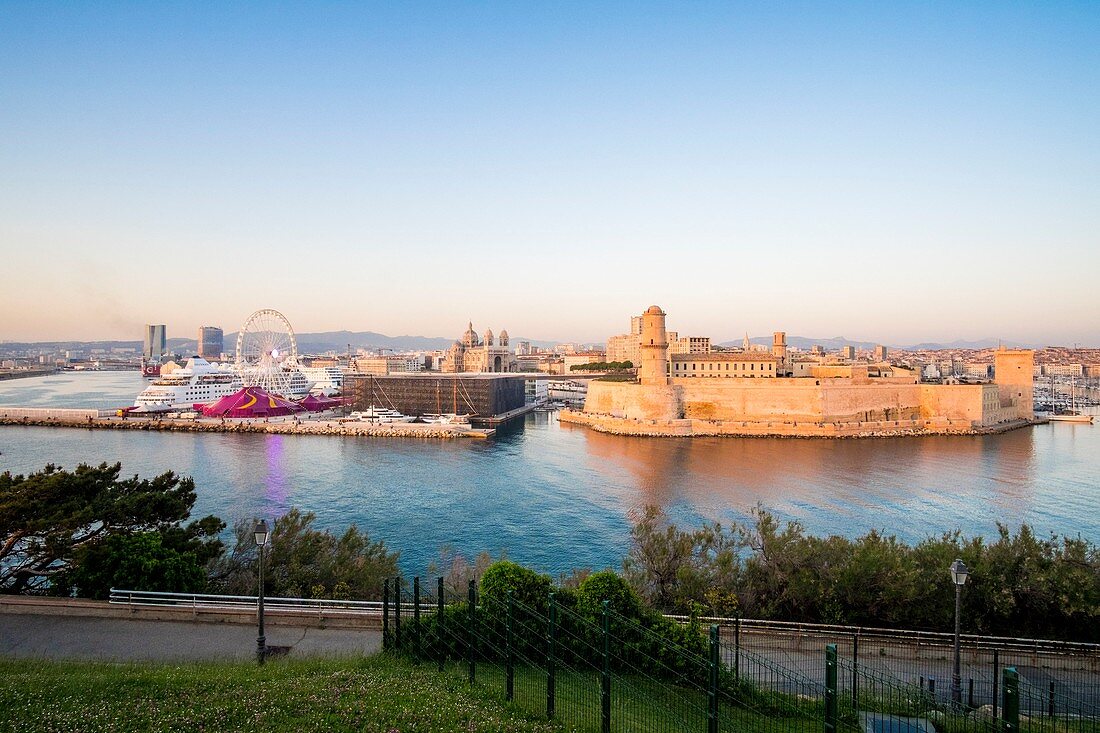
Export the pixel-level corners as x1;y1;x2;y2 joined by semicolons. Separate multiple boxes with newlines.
560;305;1036;438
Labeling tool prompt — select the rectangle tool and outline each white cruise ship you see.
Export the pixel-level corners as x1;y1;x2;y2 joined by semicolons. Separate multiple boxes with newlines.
133;357;242;412
281;369;315;400
299;365;346;396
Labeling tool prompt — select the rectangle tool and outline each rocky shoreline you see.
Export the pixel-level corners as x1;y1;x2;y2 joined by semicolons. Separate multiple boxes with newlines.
0;415;493;440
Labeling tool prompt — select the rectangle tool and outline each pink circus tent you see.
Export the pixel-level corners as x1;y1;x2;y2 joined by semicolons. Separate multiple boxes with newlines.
201;387;304;418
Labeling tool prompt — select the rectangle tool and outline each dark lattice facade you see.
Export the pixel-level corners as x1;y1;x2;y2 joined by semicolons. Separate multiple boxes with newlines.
345;374;525;418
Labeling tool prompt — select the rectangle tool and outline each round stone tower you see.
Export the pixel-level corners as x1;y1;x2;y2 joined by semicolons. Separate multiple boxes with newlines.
639;305;669;385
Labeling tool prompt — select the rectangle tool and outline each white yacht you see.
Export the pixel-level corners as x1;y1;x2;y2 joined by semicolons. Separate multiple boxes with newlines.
299;365;345;396
349;406;415;424
133;357;242;412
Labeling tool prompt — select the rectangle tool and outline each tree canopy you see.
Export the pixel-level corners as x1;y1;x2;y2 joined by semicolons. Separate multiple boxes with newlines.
0;463;223;594
623;505;1100;641
569;361;633;372
211;508;399;600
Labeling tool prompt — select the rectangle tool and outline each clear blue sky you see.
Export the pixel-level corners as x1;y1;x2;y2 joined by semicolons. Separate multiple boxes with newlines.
1;2;1097;345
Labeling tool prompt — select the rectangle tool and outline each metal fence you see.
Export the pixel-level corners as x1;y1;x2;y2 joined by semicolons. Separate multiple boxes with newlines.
380;578;1100;733
686;617;1100;718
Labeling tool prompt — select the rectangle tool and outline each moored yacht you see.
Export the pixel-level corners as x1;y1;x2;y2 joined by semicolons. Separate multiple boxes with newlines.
349;406;415;424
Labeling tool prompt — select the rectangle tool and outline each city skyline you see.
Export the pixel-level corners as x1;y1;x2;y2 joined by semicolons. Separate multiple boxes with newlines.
2;3;1098;344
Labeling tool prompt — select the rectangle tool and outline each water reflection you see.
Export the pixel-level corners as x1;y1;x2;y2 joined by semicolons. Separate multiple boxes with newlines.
574;422;1052;541
264;434;289;507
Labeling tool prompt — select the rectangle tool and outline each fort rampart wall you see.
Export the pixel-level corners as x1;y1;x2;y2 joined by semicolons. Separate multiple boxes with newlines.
579;378;1031;437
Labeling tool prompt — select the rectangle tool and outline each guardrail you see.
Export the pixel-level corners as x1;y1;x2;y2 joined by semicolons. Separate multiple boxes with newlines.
664;614;1100;656
108;588;383;616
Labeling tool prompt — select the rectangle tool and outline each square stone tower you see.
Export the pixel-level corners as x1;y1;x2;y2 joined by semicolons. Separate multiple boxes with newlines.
994;347;1034;420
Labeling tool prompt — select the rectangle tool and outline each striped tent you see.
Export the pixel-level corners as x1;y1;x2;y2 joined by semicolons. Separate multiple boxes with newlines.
201;386;304;418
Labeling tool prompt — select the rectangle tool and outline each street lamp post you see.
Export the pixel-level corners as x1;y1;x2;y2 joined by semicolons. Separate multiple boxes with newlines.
255;519;270;664
950;558;969;707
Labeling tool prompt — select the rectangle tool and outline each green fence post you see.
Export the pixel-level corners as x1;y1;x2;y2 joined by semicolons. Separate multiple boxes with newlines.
413;576;421;665
1002;667;1019;733
992;650;999;719
708;625;719;733
395;578;402;650
437;577;445;673
382;578;390;651
506;590;515;701
547;591;557;720
851;632;859;706
825;644;838;733
601;600;611;733
467;579;476;685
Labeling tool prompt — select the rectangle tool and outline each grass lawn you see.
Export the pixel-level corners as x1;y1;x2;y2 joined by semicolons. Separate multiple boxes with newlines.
437;659;826;733
13;652;1019;733
0;654;559;733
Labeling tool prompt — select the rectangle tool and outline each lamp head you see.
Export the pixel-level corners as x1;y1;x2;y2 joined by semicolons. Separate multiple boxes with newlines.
254;519;270;547
950;558;969;586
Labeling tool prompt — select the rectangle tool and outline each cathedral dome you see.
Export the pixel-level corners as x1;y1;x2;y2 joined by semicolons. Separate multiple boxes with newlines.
499;329;509;346
462;322;479;347
484;328;494;346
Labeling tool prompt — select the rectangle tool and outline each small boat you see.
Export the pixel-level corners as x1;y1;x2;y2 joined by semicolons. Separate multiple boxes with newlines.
1049;375;1094;423
1049;414;1094;424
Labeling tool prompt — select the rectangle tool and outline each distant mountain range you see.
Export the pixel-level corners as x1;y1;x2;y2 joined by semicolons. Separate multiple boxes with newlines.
0;331;559;355
719;336;1037;351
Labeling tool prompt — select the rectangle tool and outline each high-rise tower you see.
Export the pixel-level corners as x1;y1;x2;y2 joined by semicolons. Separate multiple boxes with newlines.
143;324;166;360
198;326;223;360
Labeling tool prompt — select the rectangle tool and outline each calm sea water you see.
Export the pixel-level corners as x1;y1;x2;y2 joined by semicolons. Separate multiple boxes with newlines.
2;372;1098;575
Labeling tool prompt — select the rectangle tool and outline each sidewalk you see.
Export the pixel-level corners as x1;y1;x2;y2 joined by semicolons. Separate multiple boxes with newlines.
0;613;381;662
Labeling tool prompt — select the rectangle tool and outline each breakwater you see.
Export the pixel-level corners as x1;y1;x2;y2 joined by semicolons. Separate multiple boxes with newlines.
0;368;57;381
0;411;493;439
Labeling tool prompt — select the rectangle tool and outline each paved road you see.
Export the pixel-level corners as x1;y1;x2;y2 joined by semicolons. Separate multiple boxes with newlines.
0;614;381;662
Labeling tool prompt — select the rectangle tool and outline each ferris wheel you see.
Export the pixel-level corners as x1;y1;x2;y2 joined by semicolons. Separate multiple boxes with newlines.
235;309;299;396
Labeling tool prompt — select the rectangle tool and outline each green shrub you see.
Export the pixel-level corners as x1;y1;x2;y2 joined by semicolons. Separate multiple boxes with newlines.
577;570;643;620
479;560;552;614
